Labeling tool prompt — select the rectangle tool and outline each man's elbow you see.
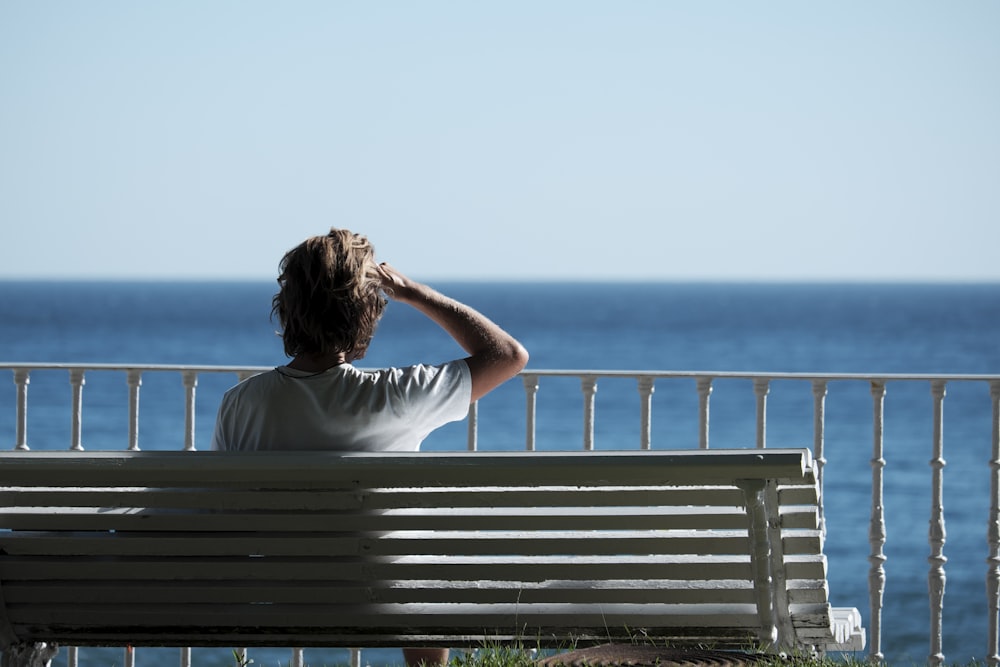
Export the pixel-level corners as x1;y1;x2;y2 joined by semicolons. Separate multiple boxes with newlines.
495;338;529;378
466;341;530;402
509;341;529;374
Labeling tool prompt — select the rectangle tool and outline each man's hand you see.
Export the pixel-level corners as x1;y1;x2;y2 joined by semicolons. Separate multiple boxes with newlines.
375;262;415;301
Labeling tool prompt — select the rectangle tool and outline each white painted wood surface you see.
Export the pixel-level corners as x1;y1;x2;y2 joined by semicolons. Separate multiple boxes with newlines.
0;448;863;661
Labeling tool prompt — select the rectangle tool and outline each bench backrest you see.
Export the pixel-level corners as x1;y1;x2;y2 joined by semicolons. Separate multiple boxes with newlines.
0;449;833;651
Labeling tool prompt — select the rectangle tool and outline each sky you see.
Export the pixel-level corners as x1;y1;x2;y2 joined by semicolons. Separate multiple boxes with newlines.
1;2;998;282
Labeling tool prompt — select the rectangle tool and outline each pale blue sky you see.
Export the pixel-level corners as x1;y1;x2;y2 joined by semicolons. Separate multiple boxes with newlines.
1;2;997;281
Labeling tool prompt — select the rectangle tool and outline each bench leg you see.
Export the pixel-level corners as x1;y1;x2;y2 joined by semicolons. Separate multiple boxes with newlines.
739;480;779;648
1;643;59;667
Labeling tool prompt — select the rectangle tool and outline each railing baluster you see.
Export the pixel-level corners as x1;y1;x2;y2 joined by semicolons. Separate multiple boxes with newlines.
182;371;198;451
127;369;142;451
812;379;829;538
697;376;713;449
466;400;478;451
67;646;77;667
69;368;85;451
523;374;538;451
581;375;597;451
988;379;1000;667
180;646;191;667
13;369;29;450
638;376;654;450
754;377;770;449
929;380;948;666
291;647;304;667
869;379;888;662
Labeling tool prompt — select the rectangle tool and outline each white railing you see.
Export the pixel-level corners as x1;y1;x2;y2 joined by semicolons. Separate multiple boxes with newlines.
3;363;1000;666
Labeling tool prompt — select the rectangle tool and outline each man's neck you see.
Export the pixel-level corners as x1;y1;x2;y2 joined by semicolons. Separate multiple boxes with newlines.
286;351;348;373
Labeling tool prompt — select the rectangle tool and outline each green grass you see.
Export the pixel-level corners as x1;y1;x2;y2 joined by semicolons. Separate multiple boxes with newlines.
442;645;984;667
440;641;994;667
244;649;987;667
449;643;540;667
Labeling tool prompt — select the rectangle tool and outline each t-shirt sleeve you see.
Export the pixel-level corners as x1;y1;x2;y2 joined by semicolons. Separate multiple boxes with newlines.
384;359;472;442
209;387;237;451
392;359;472;442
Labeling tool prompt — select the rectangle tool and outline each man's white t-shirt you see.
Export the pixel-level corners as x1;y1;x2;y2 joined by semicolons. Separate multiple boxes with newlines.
210;359;472;452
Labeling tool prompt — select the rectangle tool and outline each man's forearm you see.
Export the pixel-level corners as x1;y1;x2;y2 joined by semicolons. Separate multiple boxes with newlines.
398;282;517;359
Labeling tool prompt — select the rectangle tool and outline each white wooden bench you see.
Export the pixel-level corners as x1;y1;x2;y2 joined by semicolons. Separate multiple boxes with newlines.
0;449;864;666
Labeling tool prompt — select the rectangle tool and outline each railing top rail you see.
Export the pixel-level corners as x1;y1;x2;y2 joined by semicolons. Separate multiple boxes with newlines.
0;362;270;374
521;369;1000;382
3;362;1000;383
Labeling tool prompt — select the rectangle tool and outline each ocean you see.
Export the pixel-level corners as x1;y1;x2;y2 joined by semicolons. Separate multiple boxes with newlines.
1;280;999;666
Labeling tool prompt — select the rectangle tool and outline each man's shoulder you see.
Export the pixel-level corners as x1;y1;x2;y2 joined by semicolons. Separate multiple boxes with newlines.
222;368;280;399
355;359;469;383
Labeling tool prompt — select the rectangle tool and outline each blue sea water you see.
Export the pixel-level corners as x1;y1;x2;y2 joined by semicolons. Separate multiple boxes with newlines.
1;280;1000;666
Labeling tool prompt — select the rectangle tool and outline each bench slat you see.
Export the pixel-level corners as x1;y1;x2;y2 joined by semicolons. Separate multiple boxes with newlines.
0;506;820;532
4;627;761;650
0;450;814;488
0;529;824;558
0;578;831;606
0;485;819;511
0;531;800;557
7;600;819;628
0;554;829;583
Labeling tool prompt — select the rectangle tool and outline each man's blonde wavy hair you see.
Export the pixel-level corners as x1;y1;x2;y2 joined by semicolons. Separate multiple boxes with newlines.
271;228;387;360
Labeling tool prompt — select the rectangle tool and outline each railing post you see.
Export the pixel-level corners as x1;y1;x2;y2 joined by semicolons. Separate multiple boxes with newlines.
523;374;538;451
812;379;829;538
180;647;191;667
466;400;478;452
988;379;1000;667
869;379;888;662
754;377;770;449
581;375;597;451
696;376;713;449
182;370;198;451
127;369;142;451
13;369;30;450
638;376;655;450
69;368;85;451
928;380;948;667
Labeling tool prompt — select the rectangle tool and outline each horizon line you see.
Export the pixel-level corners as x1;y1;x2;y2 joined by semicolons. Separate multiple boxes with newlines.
1;275;998;285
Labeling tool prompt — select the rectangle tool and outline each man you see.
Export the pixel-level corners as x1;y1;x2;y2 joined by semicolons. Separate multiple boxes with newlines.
212;228;529;666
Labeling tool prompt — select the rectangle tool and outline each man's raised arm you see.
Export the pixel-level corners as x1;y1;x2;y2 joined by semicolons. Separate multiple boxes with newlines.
377;263;529;403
